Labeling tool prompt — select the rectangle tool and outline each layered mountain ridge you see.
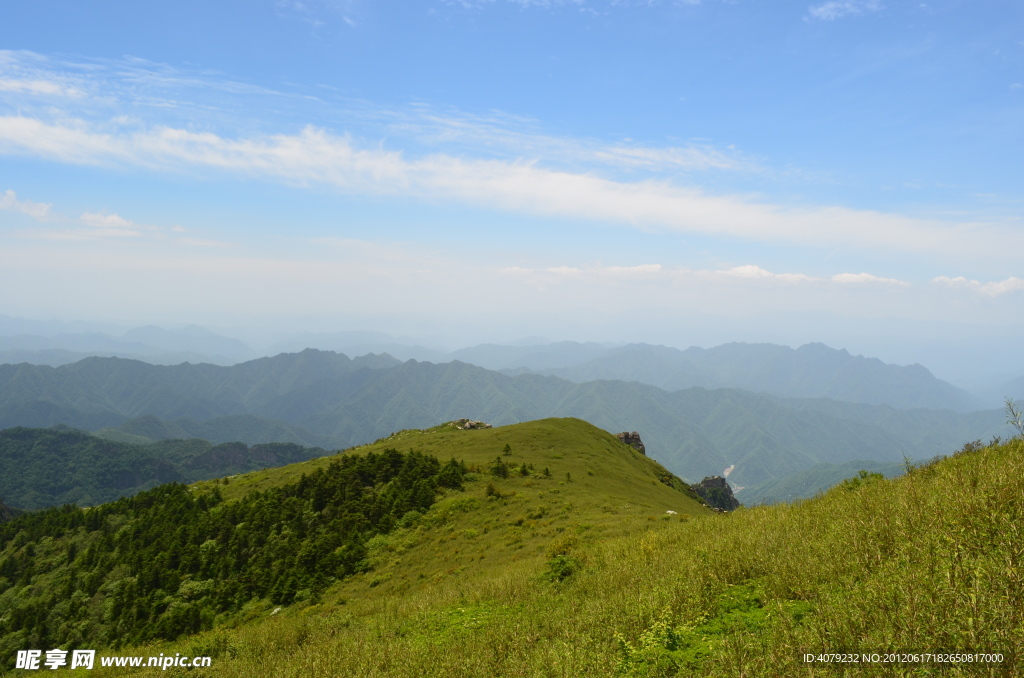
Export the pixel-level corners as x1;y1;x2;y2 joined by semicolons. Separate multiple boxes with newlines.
0;350;1006;490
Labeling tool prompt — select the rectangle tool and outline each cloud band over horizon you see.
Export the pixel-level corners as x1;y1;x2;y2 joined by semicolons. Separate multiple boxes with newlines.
0;115;1019;265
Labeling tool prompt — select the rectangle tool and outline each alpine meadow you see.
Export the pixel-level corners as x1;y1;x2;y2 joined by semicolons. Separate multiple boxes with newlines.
2;1;1024;676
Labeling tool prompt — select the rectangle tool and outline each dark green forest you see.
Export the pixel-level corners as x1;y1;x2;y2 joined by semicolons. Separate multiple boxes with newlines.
0;427;330;510
0;448;465;670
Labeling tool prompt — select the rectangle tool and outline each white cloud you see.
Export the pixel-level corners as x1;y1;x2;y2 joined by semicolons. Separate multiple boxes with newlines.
171;237;231;248
722;267;907;286
601;263;663;276
0;78;84;98
808;0;882;21
80;212;139;230
933;275;1024;297
504;262;915;287
502;263;663;279
720;265;814;283
544;265;583;275
831;272;909;286
0;189;51;220
48;211;144;239
0;116;1014;261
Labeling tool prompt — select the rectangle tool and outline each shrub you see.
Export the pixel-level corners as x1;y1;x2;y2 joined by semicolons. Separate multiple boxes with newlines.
489;457;509;478
544;554;583;582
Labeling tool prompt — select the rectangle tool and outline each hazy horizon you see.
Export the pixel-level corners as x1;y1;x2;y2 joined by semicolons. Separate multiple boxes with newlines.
3;310;1024;394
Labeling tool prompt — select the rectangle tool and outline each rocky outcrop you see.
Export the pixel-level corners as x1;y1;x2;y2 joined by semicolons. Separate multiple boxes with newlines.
616;431;646;455
450;419;492;430
692;476;740;512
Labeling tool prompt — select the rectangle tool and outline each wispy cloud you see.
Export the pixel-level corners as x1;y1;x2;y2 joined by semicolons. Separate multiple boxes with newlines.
0;78;85;98
449;0;699;9
0;189;51;220
2;51;748;178
505;263;664;278
79;212;145;237
80;212;139;230
504;262;909;287
932;275;1024;297
25;211;147;241
807;0;882;21
831;272;909;286
720;265;814;283
8;198;227;246
0;50;292;134
0;115;1017;260
392;104;751;173
447;0;584;9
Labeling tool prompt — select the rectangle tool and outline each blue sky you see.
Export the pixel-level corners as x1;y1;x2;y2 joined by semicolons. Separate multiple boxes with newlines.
0;0;1021;369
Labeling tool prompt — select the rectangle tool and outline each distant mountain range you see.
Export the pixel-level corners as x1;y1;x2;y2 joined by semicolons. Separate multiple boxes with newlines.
0;350;1008;490
258;337;1009;412
1;322;985;411
513;342;979;411
0;319;257;366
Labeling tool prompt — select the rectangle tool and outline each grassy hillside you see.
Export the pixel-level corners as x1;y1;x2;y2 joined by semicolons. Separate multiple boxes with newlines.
71;428;1023;677
202;417;700;508
0;418;707;674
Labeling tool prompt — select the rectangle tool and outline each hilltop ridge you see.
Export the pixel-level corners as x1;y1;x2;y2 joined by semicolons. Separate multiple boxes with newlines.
0;417;711;672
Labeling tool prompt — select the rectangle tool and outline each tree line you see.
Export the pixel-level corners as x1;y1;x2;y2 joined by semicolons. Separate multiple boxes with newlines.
0;448;465;668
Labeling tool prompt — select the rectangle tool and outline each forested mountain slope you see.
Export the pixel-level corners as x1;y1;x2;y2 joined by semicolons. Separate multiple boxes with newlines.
0;427;329;509
0;350;400;429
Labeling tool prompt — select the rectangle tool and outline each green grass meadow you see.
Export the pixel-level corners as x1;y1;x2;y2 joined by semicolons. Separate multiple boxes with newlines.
20;420;1024;677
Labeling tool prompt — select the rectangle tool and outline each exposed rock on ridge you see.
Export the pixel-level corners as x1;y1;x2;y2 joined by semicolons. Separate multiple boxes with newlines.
450;419;492;430
692;475;740;512
616;431;646;455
